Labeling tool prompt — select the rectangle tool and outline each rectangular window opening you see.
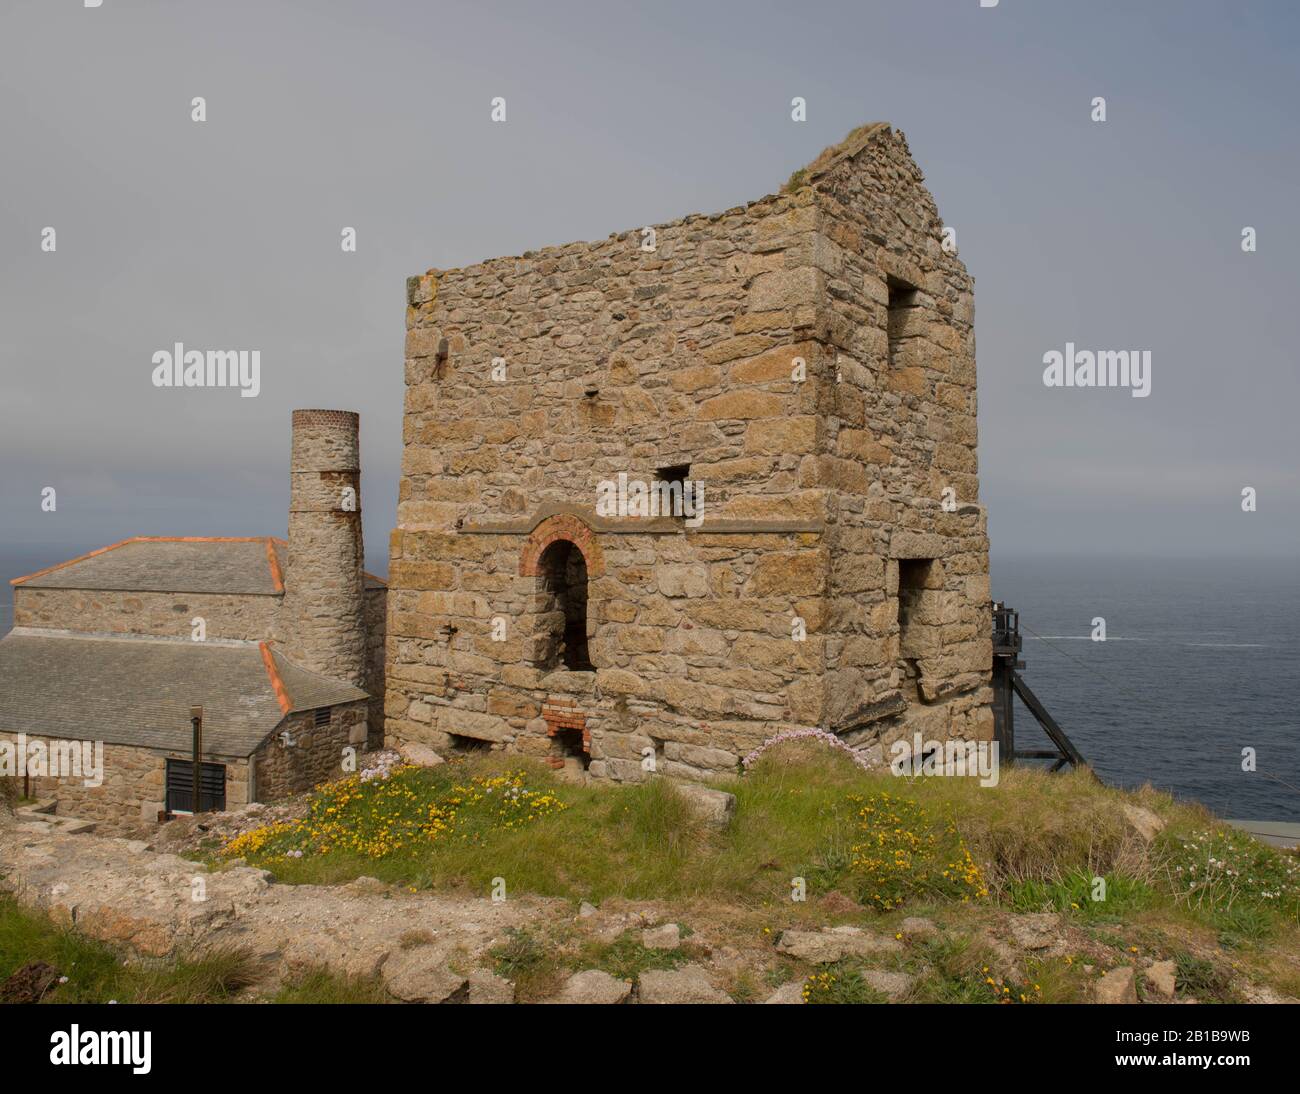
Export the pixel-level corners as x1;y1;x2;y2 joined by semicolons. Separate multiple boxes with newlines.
313;707;332;728
655;464;692;522
448;733;490;753
554;726;591;770
649;735;666;772
887;277;920;369
897;558;936;664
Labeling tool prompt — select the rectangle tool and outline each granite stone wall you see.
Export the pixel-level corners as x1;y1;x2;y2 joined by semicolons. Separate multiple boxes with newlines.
0;732;250;837
275;409;368;688
809;128;992;751
253;700;367;800
364;586;387;747
12;587;279;642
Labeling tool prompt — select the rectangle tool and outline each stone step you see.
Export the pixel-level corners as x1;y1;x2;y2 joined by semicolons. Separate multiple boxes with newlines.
15;806;97;834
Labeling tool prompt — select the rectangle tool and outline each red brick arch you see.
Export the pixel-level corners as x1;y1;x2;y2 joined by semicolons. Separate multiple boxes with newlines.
518;514;604;578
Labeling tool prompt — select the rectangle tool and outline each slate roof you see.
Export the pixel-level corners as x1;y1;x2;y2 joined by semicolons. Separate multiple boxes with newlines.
0;631;368;756
10;537;385;594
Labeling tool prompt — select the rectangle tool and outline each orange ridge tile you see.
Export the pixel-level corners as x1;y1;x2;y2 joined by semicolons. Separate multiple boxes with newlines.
259;641;293;715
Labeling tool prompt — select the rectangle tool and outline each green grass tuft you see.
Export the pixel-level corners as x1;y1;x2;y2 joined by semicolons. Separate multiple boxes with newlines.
0;894;260;1004
270;967;391;1004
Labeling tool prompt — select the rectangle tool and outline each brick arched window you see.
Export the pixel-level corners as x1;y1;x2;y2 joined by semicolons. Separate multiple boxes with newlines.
535;539;593;671
519;514;602;673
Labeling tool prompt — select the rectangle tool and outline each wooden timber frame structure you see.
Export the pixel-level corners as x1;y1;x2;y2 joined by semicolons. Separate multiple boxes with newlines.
991;602;1095;778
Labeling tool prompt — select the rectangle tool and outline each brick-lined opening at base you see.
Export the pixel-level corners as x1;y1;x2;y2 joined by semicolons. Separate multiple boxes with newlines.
543;700;590;770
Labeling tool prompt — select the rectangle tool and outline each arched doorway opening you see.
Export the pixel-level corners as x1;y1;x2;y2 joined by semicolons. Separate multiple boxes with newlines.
535;539;593;672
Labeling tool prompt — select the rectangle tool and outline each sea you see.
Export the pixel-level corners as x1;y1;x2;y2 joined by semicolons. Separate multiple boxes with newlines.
991;555;1298;822
1;546;1295;821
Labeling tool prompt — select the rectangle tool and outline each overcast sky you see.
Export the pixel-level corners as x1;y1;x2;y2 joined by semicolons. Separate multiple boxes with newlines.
2;0;1297;573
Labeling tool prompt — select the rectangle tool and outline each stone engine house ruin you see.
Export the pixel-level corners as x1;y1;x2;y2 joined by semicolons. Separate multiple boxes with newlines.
385;124;993;782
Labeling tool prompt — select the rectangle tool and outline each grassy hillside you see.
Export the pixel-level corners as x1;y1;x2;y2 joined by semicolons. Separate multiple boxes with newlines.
197;740;1300;1001
5;740;1297;1004
210;744;1296;919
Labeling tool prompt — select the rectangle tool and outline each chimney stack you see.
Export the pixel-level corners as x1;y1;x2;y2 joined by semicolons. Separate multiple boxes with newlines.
275;409;366;686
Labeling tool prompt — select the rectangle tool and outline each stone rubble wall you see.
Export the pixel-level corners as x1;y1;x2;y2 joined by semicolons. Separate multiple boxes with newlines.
389;187;831;780
810;130;992;748
363;586;387;747
12;587;279;642
253;700;368;801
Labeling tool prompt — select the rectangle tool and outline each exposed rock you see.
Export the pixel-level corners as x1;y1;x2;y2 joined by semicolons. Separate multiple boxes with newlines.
1122;804;1167;844
398;743;445;768
978;931;1023;981
14;806;97;835
642;923;681;951
707;944;745;975
381;949;468;1003
1094;966;1138;1004
578;901;598;918
673;782;736;829
7;838;274;958
638;964;733;1004
1234;979;1296;1005
344;876;388;895
467;967;515;1004
1145;960;1177;1000
549;969;632;1005
278;929;392;982
863;969;914;1002
776;926;903;964
1006;912;1060;951
763;981;806;1004
2;825;559;994
900;916;938;941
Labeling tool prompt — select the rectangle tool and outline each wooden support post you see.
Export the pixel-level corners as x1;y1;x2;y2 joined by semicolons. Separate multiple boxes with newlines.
1010;672;1098;781
992;657;1015;762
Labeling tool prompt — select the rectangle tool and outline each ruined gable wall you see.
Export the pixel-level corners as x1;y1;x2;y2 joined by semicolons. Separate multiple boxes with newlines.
388;192;842;780
810;129;992;749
